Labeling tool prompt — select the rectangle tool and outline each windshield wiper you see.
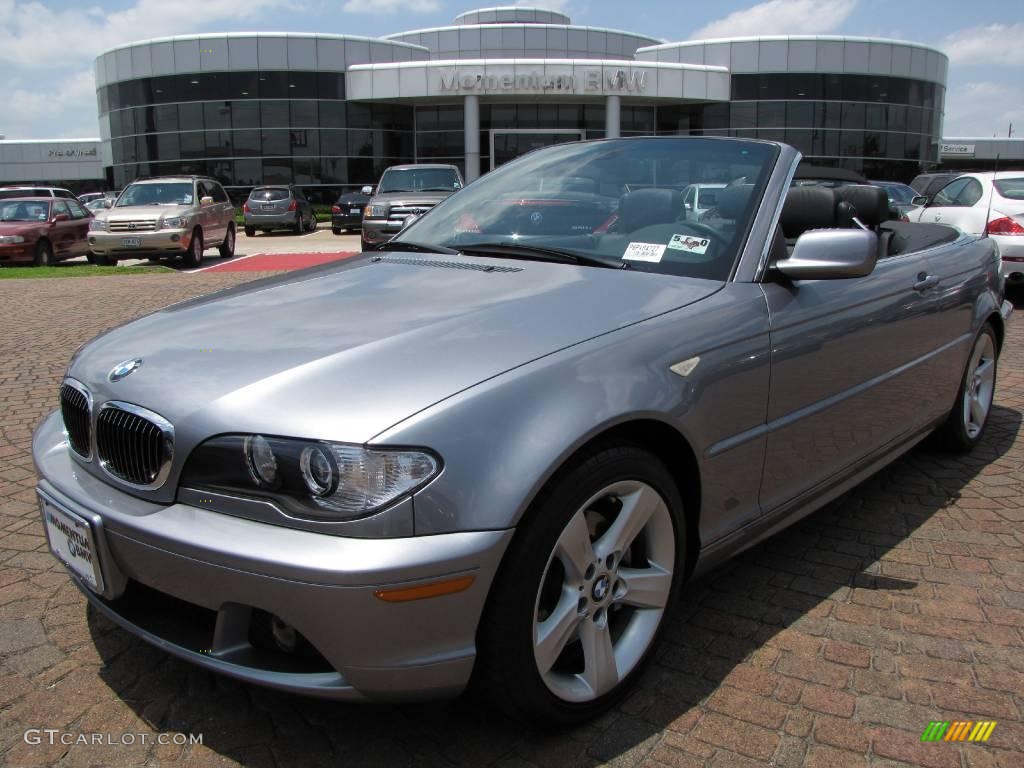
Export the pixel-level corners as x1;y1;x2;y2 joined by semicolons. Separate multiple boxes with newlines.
375;240;459;255
419;187;456;192
455;242;628;270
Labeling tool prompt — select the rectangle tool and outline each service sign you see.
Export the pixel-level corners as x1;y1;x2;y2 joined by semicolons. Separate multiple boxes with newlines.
940;143;975;157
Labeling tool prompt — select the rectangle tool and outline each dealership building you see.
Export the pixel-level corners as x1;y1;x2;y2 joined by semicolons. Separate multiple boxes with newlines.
0;6;979;197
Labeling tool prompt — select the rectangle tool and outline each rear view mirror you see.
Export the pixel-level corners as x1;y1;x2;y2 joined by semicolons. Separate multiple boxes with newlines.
361;186;374;196
775;229;878;281
911;195;928;206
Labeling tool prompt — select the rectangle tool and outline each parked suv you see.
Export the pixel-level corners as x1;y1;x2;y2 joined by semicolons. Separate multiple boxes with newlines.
361;164;463;251
0;186;78;201
243;186;316;236
88;176;235;267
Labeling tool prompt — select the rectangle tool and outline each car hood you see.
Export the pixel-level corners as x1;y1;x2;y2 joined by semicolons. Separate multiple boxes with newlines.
0;221;45;236
370;191;454;207
100;204;191;220
67;254;722;444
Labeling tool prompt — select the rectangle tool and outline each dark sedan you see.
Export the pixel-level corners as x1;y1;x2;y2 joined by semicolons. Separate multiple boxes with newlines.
0;197;93;266
331;189;371;234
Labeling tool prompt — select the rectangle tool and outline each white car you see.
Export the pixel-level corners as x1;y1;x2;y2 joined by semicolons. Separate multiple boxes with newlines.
681;183;726;222
910;172;1024;286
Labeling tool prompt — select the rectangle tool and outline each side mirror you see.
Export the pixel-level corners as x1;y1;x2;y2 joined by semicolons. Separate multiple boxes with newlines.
453;181;463;189
775;228;878;281
400;213;421;231
200;196;214;206
911;195;929;207
52;213;70;222
361;186;374;196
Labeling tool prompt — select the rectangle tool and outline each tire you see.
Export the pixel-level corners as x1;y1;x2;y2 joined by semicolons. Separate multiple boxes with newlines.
98;255;118;267
218;224;236;258
244;226;255;237
361;238;374;252
475;444;685;725
33;240;53;266
332;227;342;236
86;252;97;265
935;324;998;452
183;228;203;268
306;214;317;233
293;214;302;235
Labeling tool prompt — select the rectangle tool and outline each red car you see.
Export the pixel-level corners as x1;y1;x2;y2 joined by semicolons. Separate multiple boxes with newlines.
0;197;93;266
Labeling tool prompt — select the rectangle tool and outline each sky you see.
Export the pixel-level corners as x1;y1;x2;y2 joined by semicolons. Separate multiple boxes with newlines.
0;0;1020;141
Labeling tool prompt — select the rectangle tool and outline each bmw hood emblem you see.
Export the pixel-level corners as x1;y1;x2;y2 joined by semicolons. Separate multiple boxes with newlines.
109;358;143;382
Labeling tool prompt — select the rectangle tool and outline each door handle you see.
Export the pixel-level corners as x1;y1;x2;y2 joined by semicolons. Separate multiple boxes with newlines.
913;273;940;292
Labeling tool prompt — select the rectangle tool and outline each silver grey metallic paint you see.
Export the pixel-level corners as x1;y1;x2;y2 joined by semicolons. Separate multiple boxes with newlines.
33;138;1012;702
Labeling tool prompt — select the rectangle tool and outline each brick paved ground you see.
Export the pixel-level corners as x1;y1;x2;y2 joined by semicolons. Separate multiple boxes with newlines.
0;274;1021;768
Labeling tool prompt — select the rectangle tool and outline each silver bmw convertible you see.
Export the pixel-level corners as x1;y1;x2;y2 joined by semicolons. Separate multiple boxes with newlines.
34;137;1012;723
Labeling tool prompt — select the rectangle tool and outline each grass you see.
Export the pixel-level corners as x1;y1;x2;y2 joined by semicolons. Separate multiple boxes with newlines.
0;264;174;279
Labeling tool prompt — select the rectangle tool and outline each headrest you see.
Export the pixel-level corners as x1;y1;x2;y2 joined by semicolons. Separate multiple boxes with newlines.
780;186;836;239
618;188;681;232
715;184;754;219
833;184;890;227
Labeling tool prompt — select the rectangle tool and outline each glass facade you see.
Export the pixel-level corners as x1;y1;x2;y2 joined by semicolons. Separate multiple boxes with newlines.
656;73;944;181
99;72;415;200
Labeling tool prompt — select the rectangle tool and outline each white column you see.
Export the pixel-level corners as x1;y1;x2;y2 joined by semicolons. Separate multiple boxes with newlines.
605;94;621;139
464;94;481;183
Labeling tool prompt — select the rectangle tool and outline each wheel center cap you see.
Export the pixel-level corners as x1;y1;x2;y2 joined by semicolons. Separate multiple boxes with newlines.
592;575;611;602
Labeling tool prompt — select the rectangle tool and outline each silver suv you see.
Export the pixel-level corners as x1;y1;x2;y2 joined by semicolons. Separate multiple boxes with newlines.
88;176;235;267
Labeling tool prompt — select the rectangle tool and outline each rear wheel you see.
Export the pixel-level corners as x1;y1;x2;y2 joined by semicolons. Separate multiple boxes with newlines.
293;214;302;234
936;324;998;452
361;237;374;252
218;224;236;258
244;226;256;237
306;213;317;232
332;226;342;236
183;228;203;268
33;240;53;266
476;444;684;724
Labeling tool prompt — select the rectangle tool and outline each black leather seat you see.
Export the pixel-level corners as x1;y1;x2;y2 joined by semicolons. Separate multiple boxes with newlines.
617;188;682;232
780;186;836;240
833;185;890;229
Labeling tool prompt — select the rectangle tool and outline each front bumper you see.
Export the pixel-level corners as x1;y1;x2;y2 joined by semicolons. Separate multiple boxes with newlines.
361;219;402;245
89;229;190;256
332;213;362;230
32;411;512;701
0;241;34;262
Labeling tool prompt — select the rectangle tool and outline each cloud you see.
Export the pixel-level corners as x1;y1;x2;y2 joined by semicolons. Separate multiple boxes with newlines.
939;23;1024;67
341;0;440;13
0;0;287;69
3;70;98;139
942;80;1024;138
693;0;857;39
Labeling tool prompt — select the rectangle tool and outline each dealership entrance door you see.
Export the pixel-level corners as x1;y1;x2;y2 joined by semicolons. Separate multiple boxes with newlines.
489;130;585;170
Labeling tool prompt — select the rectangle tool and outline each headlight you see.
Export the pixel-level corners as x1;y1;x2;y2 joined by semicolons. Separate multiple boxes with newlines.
0;235;26;244
367;203;389;218
160;216;188;229
181;434;440;520
89;219;107;231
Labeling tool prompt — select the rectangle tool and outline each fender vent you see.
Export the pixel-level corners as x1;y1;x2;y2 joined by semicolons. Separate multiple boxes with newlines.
372;256;522;273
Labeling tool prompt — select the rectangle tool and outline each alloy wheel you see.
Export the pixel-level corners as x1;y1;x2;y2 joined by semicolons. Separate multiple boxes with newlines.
962;332;996;439
532;479;674;702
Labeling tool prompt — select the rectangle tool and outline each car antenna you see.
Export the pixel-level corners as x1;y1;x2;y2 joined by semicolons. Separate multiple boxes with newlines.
982;154;1000;238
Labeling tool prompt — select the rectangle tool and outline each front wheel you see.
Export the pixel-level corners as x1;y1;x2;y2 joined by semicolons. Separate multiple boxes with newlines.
218;224;235;258
183;228;203;268
33;240;53;266
936;324;998;452
475;444;684;724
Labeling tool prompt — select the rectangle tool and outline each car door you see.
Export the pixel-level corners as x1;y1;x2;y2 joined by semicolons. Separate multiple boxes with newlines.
65;200;92;257
759;245;953;514
49;200;76;259
917;177;975;228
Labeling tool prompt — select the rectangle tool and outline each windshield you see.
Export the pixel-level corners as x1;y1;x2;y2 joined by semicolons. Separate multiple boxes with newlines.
0;200;50;221
994;178;1024;201
378;168;460;194
117;182;194;207
249;187;290;201
876;183;916;203
392;138;778;280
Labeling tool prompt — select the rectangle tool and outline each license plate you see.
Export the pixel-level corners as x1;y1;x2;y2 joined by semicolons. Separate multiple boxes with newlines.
121;237;141;247
262;203;276;211
40;494;104;593
350;208;361;214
